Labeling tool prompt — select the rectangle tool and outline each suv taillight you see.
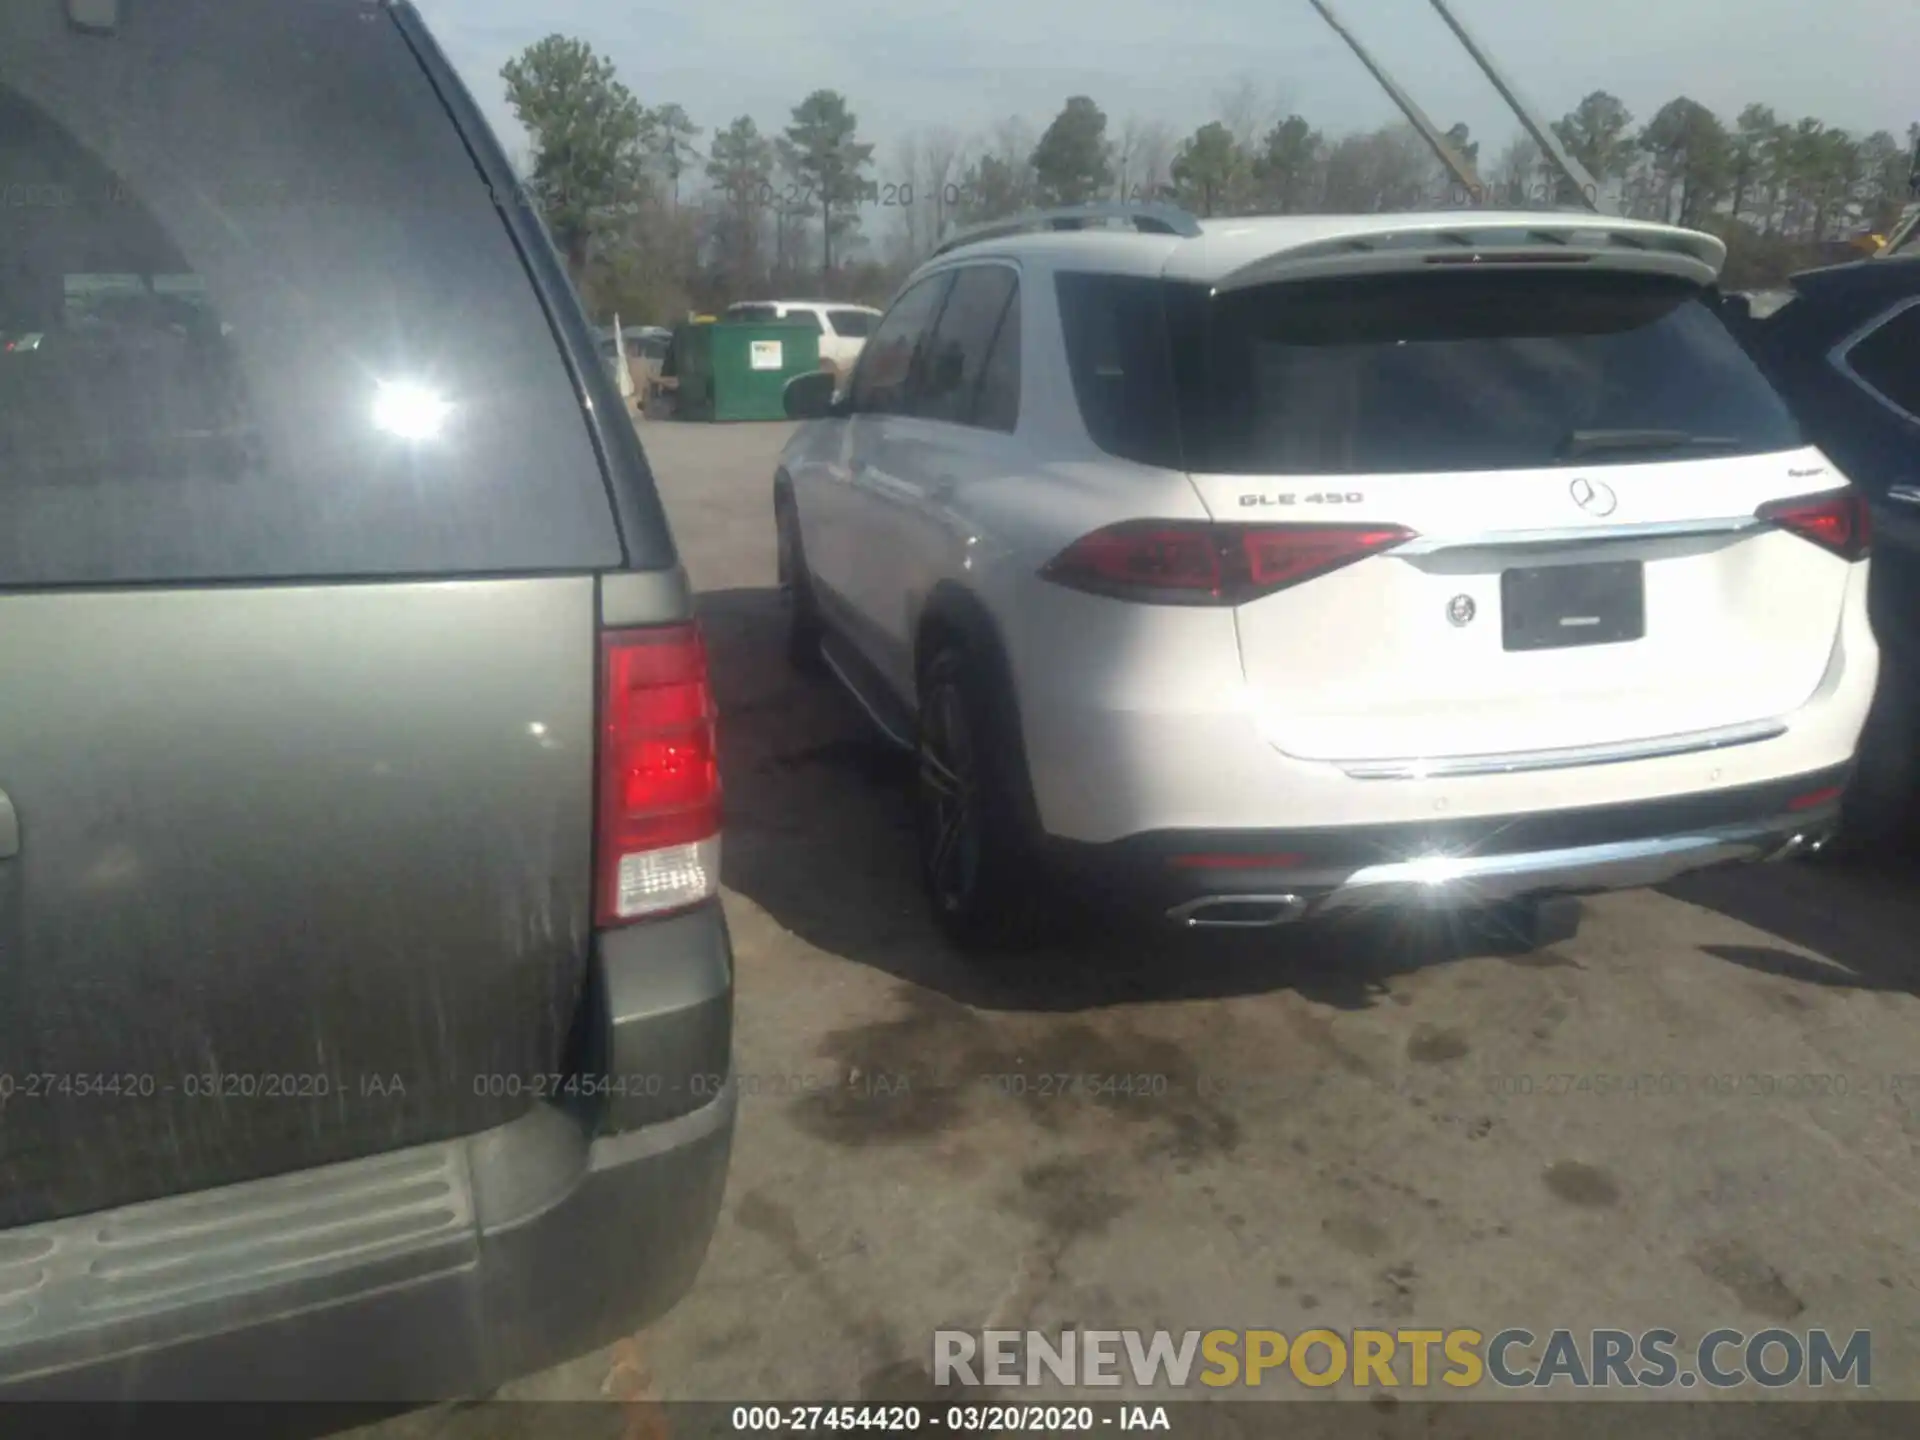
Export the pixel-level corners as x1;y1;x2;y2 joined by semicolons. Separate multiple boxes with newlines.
1758;489;1871;561
1040;521;1416;605
596;623;720;926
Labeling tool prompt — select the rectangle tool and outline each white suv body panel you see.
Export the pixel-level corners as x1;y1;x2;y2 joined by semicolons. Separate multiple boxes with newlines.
1012;556;1873;843
780;212;1876;906
1194;453;1856;763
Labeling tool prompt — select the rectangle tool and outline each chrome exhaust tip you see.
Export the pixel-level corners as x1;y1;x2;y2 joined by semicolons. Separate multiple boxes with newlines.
1765;832;1823;863
1166;894;1310;929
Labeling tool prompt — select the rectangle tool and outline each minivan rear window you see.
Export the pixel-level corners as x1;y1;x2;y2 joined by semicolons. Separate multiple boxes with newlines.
0;0;622;586
1056;269;1805;475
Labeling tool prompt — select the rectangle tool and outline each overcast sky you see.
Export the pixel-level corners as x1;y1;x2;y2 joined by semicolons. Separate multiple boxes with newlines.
415;0;1919;174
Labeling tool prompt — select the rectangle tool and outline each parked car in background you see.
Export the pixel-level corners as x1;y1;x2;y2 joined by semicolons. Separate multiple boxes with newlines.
631;325;673;395
0;0;732;1404
595;325;671;401
777;205;1875;954
725;299;881;380
1729;253;1920;847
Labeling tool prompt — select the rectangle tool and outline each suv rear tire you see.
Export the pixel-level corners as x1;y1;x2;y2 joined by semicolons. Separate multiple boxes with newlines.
914;643;1047;953
775;491;826;676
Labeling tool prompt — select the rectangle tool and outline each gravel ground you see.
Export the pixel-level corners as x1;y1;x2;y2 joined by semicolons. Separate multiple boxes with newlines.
358;417;1920;1437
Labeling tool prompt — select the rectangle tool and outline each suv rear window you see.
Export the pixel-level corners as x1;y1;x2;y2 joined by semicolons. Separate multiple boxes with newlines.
0;0;622;586
1057;269;1804;475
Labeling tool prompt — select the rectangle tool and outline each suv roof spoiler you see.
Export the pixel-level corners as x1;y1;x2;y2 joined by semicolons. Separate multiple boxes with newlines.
1207;219;1727;293
930;201;1202;259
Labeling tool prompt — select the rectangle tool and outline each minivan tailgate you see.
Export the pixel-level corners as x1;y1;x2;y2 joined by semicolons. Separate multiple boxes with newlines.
0;578;595;1228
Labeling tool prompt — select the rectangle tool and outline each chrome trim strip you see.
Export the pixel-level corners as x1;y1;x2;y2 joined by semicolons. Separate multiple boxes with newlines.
1393;516;1761;555
1166;894;1307;928
1312;821;1817;914
1161;820;1832;925
1338;718;1788;780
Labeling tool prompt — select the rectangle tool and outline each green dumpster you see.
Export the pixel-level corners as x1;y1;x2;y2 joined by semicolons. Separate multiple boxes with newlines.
670;319;822;422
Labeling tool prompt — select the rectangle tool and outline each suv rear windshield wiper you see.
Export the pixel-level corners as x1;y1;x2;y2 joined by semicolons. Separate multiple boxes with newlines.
1555;429;1745;459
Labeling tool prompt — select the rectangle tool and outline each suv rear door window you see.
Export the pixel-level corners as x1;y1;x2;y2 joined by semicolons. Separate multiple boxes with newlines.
849;273;953;416
1054;271;1182;468
915;265;1017;426
0;0;621;586
974;287;1022;434
1167;270;1805;475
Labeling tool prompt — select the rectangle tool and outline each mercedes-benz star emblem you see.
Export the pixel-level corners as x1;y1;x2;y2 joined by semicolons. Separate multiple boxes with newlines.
1569;476;1619;517
1447;594;1476;627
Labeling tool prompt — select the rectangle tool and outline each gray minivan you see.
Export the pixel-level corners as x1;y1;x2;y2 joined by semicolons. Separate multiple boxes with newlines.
0;0;733;1404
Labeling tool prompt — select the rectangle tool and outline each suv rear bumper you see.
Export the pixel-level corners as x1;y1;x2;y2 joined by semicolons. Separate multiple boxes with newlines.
1047;765;1849;926
0;905;736;1404
1017;571;1876;846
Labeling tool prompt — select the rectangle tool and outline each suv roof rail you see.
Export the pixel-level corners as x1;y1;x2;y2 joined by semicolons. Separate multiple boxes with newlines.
930;201;1202;258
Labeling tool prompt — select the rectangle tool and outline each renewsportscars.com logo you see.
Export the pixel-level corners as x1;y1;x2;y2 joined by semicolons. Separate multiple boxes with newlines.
933;1328;1871;1391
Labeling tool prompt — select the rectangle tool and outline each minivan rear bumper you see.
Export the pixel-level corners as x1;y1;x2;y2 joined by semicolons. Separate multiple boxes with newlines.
0;905;736;1406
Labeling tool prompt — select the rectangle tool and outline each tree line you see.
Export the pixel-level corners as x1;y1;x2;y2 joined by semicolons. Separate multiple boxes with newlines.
500;34;1918;323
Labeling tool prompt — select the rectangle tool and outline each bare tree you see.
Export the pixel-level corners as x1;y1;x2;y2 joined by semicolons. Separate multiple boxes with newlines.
1113;115;1143;200
1375;125;1436;210
1216;77;1269;154
1133;119;1178;202
1489;133;1545;207
991;115;1039;206
515;41;1919;319
923;125;965;242
890;132;925;257
1318;124;1433;212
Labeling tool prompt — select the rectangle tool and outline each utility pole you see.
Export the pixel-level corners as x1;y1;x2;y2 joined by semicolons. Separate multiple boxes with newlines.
1425;0;1605;213
1305;0;1486;205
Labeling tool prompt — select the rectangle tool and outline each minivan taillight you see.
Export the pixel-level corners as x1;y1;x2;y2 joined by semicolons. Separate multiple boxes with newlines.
1758;489;1871;561
596;624;720;926
1041;521;1415;605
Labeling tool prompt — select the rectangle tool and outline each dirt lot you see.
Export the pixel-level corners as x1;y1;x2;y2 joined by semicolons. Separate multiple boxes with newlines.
370;419;1920;1430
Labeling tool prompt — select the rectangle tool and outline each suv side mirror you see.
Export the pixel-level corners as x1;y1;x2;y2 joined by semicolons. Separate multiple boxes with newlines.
784;368;841;420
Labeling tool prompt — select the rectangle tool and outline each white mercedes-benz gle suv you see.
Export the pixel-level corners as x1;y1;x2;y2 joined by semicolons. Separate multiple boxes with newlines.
774;204;1877;952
